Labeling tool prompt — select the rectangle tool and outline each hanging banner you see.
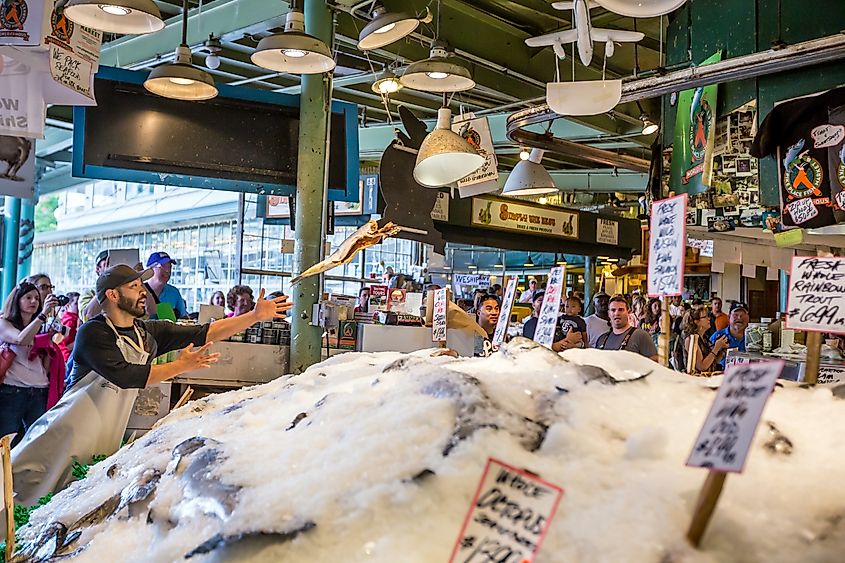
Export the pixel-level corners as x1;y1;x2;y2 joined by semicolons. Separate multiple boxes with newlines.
453;274;490;288
0;51;46;138
687;360;784;473
448;458;563;563
0;0;49;46
49;43;92;100
0;134;34;197
534;266;565;349
648;194;688;297
596;217;619;245
785;256;845;333
453;114;498;188
45;4;102;71
670;51;722;194
472;196;579;239
492;277;517;348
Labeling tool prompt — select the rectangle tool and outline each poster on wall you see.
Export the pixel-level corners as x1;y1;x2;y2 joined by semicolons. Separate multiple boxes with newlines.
670;51;722;195
0;134;34;198
647;194;687;297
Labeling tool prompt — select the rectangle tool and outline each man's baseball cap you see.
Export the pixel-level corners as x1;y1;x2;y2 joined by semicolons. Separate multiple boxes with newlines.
730;302;749;314
95;250;109;264
97;265;153;303
146;251;178;268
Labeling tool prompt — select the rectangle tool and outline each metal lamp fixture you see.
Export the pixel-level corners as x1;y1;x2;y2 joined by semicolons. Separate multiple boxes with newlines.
640;113;659;135
524;255;535;268
494;254;505;269
144;0;217;100
414;107;485;187
252;0;336;74
358;4;429;50
502;149;557;196
372;69;403;95
556;254;567;265
64;0;164;34
400;41;475;93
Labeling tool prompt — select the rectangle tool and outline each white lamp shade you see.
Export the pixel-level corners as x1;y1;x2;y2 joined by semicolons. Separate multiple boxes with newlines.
64;0;164;34
502;149;557;196
414;108;485;187
547;79;622;116
144;45;218;101
594;0;688;17
401;58;475;92
252;33;336;74
358;9;420;50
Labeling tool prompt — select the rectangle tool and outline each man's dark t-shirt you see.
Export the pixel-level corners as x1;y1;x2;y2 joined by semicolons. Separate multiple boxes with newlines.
69;315;209;389
522;315;585;341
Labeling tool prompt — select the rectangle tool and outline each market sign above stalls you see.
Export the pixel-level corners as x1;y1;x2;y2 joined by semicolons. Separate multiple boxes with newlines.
435;195;641;259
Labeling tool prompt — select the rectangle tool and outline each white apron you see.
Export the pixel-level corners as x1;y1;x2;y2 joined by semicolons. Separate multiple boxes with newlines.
10;318;155;506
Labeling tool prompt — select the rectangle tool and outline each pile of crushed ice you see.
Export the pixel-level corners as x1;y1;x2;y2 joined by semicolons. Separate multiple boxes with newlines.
11;338;845;562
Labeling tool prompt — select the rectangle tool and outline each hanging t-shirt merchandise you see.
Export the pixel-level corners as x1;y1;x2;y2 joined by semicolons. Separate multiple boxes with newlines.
751;87;845;229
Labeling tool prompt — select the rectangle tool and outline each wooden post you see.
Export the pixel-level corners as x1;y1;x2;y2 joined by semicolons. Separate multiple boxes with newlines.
804;331;823;384
687;470;727;547
173;386;194;410
658;296;672;366
2;433;15;560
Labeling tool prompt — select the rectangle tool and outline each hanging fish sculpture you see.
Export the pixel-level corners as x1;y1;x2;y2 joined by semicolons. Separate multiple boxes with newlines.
290;220;401;285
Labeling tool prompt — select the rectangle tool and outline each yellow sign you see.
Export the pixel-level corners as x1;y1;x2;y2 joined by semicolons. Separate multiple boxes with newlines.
471;197;578;239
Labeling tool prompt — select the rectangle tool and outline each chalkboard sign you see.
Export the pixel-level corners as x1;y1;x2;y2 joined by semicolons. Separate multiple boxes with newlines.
72;66;359;201
687;361;784;473
648;194;687;297
786;256;845;334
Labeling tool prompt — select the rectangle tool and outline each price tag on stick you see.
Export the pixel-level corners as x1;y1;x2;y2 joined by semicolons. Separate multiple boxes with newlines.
449;458;563;563
432;288;448;343
491;277;517;349
533;266;565;349
685;360;784;546
648;194;688;297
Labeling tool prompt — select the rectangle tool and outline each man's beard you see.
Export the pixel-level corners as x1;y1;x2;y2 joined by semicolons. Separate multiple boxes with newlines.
117;293;145;317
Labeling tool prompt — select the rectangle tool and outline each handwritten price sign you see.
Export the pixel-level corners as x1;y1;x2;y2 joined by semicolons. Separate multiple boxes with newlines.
492;278;518;349
786;256;845;334
449;458;563;563
648;194;688;297
533;267;565;349
432;288;448;342
687;361;784;473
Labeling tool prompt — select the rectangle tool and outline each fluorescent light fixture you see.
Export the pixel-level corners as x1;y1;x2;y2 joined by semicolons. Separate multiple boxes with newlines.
640;113;659;135
64;0;164;34
502;149;557;196
372;69;402;94
414;108;485;187
252;6;336;74
400;41;474;93
467;260;478;270
358;4;425;50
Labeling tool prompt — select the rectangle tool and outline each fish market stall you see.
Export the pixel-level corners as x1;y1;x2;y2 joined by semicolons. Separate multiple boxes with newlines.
7;338;845;562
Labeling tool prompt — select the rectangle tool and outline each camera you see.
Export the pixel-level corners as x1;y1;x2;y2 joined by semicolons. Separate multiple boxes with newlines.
55;294;70;307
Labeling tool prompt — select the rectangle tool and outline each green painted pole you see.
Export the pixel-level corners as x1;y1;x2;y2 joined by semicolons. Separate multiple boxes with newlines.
290;0;333;373
584;255;595;315
17;198;35;280
2;197;21;298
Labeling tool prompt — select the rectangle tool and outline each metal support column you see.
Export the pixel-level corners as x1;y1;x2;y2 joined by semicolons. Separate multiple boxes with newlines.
779;270;789;313
17;198;35;280
584;255;595;315
290;0;333;373
2;197;21;297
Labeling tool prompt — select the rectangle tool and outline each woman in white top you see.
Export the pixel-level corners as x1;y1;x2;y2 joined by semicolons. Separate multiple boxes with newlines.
0;280;58;445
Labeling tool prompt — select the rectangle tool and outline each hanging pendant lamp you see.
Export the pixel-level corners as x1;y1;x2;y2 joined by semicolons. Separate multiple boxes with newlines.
252;0;335;74
144;0;217;101
502;149;557;196
401;41;474;93
372;68;402;95
64;0;164;35
414;108;485;188
524;255;535;268
358;4;429;50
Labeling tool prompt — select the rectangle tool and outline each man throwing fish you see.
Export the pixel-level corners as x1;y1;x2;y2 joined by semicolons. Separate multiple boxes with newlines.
11;264;293;505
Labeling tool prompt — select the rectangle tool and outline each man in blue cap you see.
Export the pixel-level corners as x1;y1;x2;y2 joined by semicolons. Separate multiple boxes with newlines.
144;251;188;319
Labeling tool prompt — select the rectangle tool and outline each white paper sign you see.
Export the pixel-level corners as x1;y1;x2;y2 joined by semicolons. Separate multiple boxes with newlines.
49;43;92;100
453;274;491;288
0;133;34;197
817;365;845;385
596;218;619;245
453;114;498;187
534;266;565;349
811;124;845;148
648;194;687;297
430;191;449;221
0;52;46;138
448;458;563;563
786;256;845;334
492;277;517;348
432;287;447;342
0;0;48;46
785;197;819;225
687;360;784;473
